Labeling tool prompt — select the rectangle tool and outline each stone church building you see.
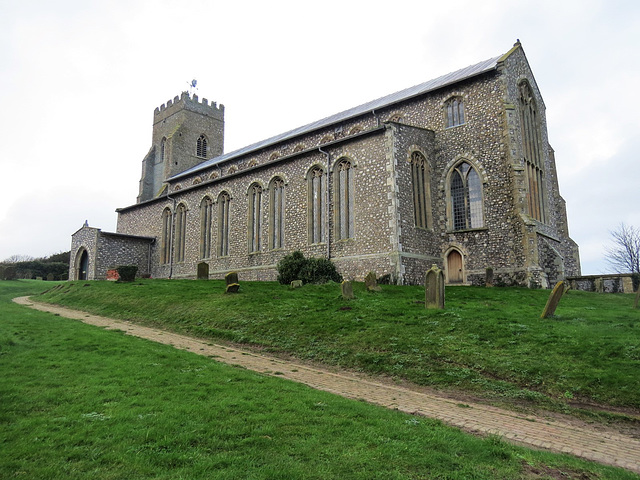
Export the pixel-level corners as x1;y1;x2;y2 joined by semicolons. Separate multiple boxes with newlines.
70;42;580;287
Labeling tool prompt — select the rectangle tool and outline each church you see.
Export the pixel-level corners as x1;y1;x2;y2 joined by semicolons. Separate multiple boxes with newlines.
70;42;581;287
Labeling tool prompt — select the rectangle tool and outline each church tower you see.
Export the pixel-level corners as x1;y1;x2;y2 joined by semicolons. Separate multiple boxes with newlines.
137;92;224;203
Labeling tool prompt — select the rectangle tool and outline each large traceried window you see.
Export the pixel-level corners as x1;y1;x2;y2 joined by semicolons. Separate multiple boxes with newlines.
445;96;465;128
248;184;262;253
196;135;208;158
161;207;172;264
200;196;213;259
410;151;432;229
335;159;354;240
269;177;285;250
519;81;545;223
174;203;187;262
217;191;230;257
450;162;483;231
308;166;326;244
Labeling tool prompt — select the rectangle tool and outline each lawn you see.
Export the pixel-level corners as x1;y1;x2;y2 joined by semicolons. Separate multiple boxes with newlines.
36;279;640;418
2;279;639;479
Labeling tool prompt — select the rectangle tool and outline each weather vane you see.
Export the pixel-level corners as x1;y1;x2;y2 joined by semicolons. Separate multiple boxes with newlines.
187;79;198;96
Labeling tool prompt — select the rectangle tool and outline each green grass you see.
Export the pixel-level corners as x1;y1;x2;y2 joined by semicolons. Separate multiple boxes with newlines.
2;280;639;479
37;279;640;416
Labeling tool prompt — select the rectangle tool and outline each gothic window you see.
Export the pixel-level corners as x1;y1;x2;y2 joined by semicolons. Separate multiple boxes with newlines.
410;151;432;229
450;162;483;231
200;196;213;259
445;96;465;128
335;159;354;240
217;192;230;257
307;166;326;244
161;207;172;264
174;203;187;262
269;177;285;250
196;135;208;158
248;183;262;253
519;81;546;223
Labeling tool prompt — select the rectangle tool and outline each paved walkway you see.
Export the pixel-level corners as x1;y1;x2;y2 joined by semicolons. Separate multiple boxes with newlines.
14;296;640;474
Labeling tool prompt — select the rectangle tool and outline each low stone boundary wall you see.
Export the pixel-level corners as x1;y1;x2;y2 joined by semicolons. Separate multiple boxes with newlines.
566;273;638;293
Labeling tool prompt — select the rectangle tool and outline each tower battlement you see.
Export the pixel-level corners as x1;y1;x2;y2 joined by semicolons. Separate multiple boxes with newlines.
153;91;224;124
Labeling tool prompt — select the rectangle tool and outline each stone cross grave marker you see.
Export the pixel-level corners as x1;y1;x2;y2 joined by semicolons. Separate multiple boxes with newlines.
341;280;354;300
197;262;209;280
225;271;239;294
425;264;445;309
364;271;382;292
541;280;567;318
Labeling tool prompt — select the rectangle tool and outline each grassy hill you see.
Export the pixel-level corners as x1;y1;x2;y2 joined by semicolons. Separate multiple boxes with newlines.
37;279;640;419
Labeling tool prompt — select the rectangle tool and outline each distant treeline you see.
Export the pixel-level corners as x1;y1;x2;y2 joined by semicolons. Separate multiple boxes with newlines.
0;251;70;281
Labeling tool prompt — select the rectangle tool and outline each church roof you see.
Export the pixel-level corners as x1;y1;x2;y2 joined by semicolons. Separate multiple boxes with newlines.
171;53;504;181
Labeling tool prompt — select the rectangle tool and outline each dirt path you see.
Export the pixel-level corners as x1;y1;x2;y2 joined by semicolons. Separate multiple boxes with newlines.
13;296;640;474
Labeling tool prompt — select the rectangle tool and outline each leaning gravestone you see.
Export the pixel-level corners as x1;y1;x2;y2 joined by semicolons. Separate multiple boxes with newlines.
485;267;494;287
541;280;567;318
225;271;239;294
425;264;445;309
364;271;382;292
197;262;209;280
341;280;354;300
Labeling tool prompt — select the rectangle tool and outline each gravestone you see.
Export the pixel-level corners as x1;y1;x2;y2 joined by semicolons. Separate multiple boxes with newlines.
197;262;209;280
341;280;354;300
36;276;43;281
634;286;640;309
485;267;494;287
541;280;566;318
290;280;303;289
425;264;445;309
46;273;54;281
225;283;240;294
595;277;604;293
364;271;382;292
225;271;239;294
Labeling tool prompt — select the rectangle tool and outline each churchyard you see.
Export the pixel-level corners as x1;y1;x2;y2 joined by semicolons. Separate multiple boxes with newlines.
2;279;639;479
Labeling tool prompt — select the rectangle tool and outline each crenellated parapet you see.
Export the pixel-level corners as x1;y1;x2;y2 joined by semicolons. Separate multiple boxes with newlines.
154;91;224;124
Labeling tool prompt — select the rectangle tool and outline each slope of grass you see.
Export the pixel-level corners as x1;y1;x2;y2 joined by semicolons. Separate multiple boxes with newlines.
2;280;638;479
37;279;640;414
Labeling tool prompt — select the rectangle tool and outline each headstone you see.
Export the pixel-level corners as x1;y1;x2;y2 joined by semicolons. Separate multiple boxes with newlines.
225;271;239;286
485;267;494;287
225;283;240;294
46;273;54;281
634;286;640;309
364;271;381;292
36;276;43;281
541;280;566;318
197;262;209;280
290;280;303;289
341;280;354;300
595;277;604;293
425;264;445;309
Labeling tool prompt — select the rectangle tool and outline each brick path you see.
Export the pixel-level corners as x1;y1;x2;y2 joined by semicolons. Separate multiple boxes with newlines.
14;297;640;474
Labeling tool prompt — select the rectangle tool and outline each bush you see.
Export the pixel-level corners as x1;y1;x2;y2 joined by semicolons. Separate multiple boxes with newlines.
116;265;138;282
632;273;640;292
277;251;342;285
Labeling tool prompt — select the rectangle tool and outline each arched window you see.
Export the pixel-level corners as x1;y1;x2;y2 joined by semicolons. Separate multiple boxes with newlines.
200;196;213;259
269;177;285;249
307;166;326;244
217;192;230;257
248;184;262;253
174;203;187;262
450;162;483;231
519;81;545;223
161;207;172;264
410;151;432;229
196;135;208;158
445;96;465;128
335;159;354;240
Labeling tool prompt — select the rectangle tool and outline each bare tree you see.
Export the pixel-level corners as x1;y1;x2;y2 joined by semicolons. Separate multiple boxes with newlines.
1;254;34;264
605;223;640;274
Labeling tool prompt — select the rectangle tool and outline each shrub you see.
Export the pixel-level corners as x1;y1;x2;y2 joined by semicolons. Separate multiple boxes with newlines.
277;251;342;285
632;273;640;292
116;265;138;282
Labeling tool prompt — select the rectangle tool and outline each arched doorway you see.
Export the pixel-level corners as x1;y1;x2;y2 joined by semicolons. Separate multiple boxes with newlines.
76;249;89;280
446;249;463;284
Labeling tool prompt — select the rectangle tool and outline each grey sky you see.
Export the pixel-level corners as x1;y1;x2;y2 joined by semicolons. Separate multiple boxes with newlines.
1;0;638;274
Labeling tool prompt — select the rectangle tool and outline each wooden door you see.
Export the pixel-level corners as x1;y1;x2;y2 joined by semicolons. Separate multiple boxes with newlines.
447;250;463;284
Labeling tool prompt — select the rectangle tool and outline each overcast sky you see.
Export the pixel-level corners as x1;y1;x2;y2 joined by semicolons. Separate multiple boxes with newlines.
1;0;638;275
